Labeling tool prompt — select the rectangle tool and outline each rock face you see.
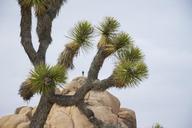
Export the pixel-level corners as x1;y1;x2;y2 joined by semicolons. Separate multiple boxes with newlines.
0;77;136;128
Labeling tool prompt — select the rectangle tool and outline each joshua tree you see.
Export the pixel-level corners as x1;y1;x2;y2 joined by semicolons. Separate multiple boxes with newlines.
152;123;164;128
17;0;148;128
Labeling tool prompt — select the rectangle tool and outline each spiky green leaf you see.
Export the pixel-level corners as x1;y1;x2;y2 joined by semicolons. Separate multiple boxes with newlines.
116;46;144;62
49;64;67;83
29;64;67;94
70;21;94;51
97;17;120;48
113;61;148;88
99;32;132;56
98;17;120;37
59;21;94;69
112;32;132;50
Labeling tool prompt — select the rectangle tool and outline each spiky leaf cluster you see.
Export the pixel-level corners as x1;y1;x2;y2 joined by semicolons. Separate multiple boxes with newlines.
101;32;132;56
18;0;66;16
29;64;67;94
58;21;94;69
19;79;34;101
152;123;164;128
19;64;67;100
113;61;148;88
19;64;67;101
112;32;132;50
98;17;120;37
116;46;144;62
97;18;132;57
70;21;94;50
113;46;148;88
97;17;120;48
18;0;47;15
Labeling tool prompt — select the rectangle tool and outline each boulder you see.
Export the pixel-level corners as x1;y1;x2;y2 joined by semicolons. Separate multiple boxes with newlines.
17;122;30;128
0;114;29;128
0;77;136;128
118;108;137;128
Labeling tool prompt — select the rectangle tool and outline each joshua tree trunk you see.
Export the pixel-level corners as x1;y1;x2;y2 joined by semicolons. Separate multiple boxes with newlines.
30;94;54;128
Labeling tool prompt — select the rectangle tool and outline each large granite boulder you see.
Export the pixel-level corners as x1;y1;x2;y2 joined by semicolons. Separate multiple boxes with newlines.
0;77;136;128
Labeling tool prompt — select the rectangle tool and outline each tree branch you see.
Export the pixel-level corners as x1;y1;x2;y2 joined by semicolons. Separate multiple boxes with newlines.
77;102;103;128
35;14;53;65
30;93;54;128
48;94;77;106
48;76;115;106
19;5;37;65
48;81;92;106
87;48;110;81
92;76;115;91
34;0;67;65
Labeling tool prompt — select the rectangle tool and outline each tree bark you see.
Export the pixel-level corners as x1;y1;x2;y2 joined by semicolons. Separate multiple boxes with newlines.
30;93;54;128
19;5;36;65
34;14;52;65
88;49;106;80
87;47;116;81
49;77;114;106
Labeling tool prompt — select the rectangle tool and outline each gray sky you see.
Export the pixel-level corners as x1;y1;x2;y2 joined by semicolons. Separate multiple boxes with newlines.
0;0;192;127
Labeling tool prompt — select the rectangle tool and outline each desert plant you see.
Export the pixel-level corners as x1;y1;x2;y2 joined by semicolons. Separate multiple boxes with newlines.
19;64;67;101
58;21;94;69
17;0;148;127
97;17;120;48
152;123;164;128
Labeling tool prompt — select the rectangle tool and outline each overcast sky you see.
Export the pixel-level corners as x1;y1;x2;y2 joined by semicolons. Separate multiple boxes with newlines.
0;0;192;128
